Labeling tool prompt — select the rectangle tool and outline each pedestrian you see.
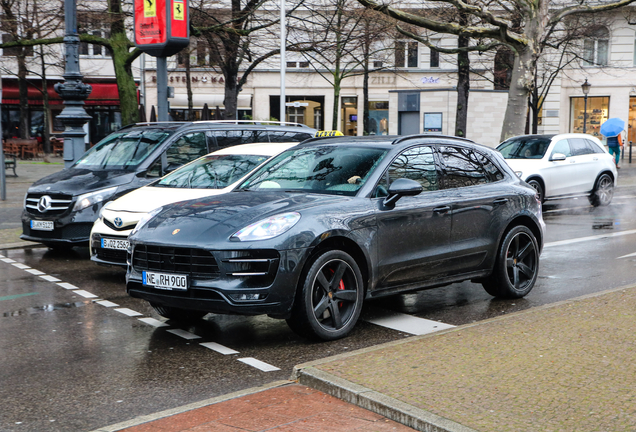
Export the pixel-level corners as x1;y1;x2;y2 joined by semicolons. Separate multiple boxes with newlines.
606;133;621;169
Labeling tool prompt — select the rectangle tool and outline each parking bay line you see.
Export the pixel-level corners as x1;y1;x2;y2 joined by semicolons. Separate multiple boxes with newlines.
200;342;239;355
238;357;280;372
363;307;455;335
543;229;636;249
167;329;201;340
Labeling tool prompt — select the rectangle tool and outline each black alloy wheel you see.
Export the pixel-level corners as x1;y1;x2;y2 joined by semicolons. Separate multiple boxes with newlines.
527;179;544;203
589;173;614;207
287;250;364;341
482;225;539;299
151;303;207;321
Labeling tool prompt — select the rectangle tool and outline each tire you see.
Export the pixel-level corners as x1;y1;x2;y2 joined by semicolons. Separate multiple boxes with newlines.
286;250;364;341
482;225;539;299
526;179;544;203
588;173;614;207
151;303;207;321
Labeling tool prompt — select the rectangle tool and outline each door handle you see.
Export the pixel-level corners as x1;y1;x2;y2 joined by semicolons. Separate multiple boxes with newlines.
433;205;450;214
493;198;509;205
569;160;576;163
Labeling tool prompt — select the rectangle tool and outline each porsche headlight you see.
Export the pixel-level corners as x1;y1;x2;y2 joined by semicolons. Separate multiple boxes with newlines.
73;187;118;212
231;212;301;241
130;206;163;236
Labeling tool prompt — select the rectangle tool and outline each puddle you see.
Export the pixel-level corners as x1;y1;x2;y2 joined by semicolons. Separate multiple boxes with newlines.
2;301;90;317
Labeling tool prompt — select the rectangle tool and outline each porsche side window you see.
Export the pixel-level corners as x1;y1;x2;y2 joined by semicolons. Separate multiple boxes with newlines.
387;146;439;191
438;146;489;188
474;151;504;181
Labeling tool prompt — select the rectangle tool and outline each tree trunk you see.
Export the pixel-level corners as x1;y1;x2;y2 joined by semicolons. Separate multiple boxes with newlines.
39;47;52;154
499;48;535;141
223;73;238;120
18;52;29;139
455;31;469;138
363;68;369;135
185;51;195;120
332;79;341;131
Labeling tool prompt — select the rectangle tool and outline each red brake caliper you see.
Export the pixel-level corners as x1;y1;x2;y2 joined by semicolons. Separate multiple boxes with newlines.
330;269;346;308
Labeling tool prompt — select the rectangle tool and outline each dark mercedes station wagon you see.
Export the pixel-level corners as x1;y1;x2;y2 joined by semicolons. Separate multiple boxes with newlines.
21;121;316;248
126;135;545;340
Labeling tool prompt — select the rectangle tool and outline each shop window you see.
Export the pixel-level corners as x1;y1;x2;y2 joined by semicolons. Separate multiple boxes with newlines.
395;41;418;68
368;101;389;135
583;26;609;66
570;96;609;139
287;107;305;124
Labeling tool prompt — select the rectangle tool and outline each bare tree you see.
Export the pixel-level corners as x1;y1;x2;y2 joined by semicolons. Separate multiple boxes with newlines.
357;0;636;140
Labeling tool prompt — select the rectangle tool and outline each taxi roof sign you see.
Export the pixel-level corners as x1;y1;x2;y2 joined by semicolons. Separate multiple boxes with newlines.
315;130;344;137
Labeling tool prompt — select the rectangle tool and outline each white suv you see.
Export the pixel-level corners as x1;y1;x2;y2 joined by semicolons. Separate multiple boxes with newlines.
497;133;617;206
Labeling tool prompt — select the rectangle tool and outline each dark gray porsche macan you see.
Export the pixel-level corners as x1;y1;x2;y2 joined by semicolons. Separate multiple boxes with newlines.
126;135;545;340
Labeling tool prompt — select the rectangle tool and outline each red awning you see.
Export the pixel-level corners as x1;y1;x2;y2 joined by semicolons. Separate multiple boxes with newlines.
2;81;122;106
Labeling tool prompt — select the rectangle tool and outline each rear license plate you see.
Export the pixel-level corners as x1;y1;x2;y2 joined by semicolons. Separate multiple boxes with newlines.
101;238;129;250
30;220;54;231
143;271;188;291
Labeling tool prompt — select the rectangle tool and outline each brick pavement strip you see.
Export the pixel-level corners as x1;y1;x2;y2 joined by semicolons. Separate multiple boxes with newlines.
295;285;636;432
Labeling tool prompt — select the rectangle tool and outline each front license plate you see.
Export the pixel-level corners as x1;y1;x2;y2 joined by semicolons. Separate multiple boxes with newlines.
101;238;129;250
30;220;54;231
143;271;188;291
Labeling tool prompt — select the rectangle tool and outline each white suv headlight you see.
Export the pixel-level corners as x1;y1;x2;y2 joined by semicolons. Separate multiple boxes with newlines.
130;206;164;236
73;187;118;212
231;212;301;241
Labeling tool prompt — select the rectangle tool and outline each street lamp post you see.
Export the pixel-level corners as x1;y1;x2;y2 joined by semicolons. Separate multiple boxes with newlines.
581;78;591;134
55;0;92;168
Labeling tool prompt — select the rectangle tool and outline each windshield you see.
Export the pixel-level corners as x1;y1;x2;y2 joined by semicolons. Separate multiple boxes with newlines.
154;154;269;189
239;145;388;196
497;137;551;159
74;130;172;170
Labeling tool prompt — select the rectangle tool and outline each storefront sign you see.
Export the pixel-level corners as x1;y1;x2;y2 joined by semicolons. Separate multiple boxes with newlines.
424;112;442;132
134;0;189;57
151;75;230;84
421;77;441;84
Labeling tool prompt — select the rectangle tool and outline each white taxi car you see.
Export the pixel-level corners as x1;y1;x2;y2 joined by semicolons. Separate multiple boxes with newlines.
90;142;299;267
497;133;617;207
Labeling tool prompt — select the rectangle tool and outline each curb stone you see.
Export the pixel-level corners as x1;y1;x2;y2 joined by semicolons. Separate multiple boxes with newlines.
294;366;477;432
89;380;293;432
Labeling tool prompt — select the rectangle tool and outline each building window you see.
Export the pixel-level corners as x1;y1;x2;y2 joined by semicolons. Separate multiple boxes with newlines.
286;61;310;68
287;107;305;124
79;30;111;58
583;26;609;66
395;41;418;68
429;45;439;68
494;47;514;90
368;101;389;135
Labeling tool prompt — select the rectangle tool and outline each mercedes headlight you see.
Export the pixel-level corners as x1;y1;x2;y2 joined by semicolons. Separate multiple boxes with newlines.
231;212;301;241
130;206;164;236
73;187;118;212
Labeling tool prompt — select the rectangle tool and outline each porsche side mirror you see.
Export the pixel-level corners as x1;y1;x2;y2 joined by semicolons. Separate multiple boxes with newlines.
383;178;423;207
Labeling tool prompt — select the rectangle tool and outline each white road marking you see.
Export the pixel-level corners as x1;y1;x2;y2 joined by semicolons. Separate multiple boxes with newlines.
200;342;239;355
57;282;78;290
12;263;30;269
114;308;143;317
363;309;455;335
138;317;169;327
167;329;201;340
544;229;636;248
73;290;98;299
238;357;280;372
95;300;119;307
617;252;636;259
1;257;15;263
25;269;45;275
39;275;61;282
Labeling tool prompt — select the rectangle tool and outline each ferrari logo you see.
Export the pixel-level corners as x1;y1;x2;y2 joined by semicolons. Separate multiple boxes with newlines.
144;0;156;18
172;229;181;235
173;0;184;20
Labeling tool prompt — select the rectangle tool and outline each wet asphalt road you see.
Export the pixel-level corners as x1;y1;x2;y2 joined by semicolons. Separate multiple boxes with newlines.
2;188;636;431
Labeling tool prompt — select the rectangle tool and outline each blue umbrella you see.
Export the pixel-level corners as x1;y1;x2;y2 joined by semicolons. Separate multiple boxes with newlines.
600;117;625;137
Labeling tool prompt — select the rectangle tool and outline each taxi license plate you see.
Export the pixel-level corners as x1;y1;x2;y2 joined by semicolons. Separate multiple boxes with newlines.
30;220;54;231
101;238;129;250
143;271;188;291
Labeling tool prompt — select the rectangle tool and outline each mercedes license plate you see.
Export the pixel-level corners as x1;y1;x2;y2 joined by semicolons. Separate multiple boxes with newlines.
101;238;129;250
30;220;54;231
143;271;188;291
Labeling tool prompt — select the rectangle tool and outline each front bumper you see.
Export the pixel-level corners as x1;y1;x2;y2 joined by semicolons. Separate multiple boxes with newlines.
21;204;104;247
90;218;134;267
126;246;310;318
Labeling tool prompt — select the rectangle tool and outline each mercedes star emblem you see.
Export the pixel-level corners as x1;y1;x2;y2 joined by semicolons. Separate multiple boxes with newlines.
37;195;52;213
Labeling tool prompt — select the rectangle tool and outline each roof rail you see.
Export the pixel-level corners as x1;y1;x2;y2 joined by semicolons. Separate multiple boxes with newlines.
192;120;311;128
391;134;476;145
